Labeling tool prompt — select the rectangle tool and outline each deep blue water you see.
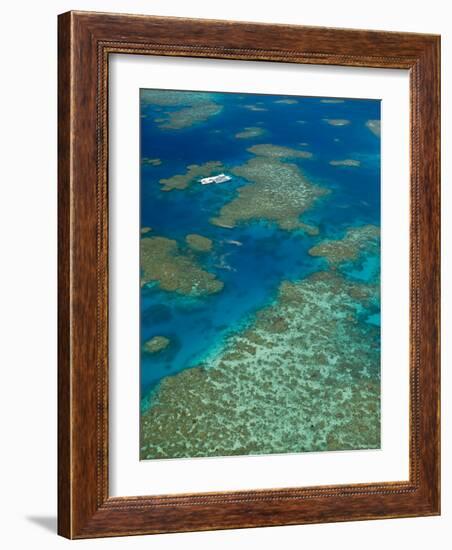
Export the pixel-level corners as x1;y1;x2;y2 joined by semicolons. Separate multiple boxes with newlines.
140;91;380;400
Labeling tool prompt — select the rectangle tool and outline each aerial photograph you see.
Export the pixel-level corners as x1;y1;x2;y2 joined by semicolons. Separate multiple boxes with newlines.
139;88;381;460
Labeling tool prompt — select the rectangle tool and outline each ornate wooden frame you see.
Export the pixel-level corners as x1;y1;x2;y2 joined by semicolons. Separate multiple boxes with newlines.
58;10;440;539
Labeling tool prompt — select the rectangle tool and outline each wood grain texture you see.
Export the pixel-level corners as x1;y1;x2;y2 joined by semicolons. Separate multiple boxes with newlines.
57;10;440;539
57;10;72;539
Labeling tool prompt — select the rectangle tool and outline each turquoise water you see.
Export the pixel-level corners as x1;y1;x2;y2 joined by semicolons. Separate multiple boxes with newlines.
139;90;380;402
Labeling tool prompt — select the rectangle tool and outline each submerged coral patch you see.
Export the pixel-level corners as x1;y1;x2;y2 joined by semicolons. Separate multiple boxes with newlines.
160;102;222;130
235;127;266;139
323;118;350;126
309;225;380;266
210;144;325;233
141;157;162;166
247;143;313;159
140;271;380;459
140;89;223;130
159;161;225;191
140;90;206;107
143;336;170;354
329;159;361;167
141;236;223;296
274;98;298;104
366;119;381;137
185;233;213;252
320;99;345;104
243;104;268;112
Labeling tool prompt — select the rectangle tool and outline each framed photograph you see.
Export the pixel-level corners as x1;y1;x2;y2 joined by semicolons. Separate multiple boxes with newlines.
58;11;440;539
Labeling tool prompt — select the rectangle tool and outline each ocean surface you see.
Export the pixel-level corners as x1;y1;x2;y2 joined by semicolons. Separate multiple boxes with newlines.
139;89;381;458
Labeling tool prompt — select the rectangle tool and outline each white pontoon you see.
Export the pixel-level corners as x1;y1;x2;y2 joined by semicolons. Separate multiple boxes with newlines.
200;174;232;185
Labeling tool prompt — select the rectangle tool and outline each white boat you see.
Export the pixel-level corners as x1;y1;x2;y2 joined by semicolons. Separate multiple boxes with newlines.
200;174;232;185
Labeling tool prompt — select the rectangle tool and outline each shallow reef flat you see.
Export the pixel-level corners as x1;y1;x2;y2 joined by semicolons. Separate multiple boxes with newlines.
323;118;350;126
141;157;162;166
235;126;266;139
143;335;170;354
159;102;222;130
141;236;223;296
366;119;381;137
159;161;225;191
140;271;380;459
329;159;361;167
274;98;298;104
247;144;313;159
309;225;380;267
140;90;211;107
185;233;213;252
210;144;326;234
243;104;268;112
320;99;345;104
140;89;223;130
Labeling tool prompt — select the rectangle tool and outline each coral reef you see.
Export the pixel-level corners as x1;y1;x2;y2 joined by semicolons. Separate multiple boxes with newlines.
141;90;204;107
309;225;380;266
243;104;268;112
185;233;213;252
235;127;266;139
329;159;361;167
140;89;223;130
159;161;225;191
274;98;298;104
141;157;162;166
160;103;222;130
323;118;350;126
366;120;381;137
247;143;312;159
143;336;170;354
210;144;325;233
140;271;380;459
320;99;345;104
141;236;223;296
